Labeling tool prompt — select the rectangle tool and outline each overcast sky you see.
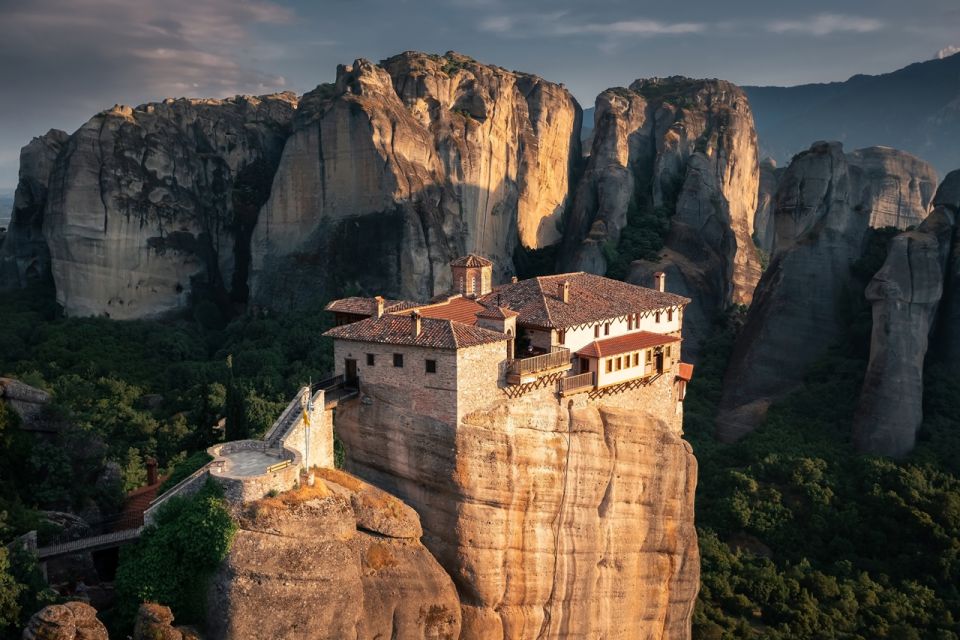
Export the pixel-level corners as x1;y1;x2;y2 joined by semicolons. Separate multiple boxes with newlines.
0;0;957;188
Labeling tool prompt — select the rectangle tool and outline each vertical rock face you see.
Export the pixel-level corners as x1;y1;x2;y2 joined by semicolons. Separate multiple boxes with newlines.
250;52;581;308
42;94;297;318
938;175;960;361
752;157;782;257
716;142;937;442
208;471;461;640
336;381;699;640
564;77;762;359
0;129;68;290
854;170;960;456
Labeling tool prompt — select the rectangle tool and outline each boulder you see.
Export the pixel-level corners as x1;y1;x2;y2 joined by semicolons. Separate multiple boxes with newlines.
21;601;107;640
716;143;938;441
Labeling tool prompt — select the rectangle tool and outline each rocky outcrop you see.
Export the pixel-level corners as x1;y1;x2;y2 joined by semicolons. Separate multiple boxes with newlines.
753;157;782;257
564;77;762;359
250;51;581;308
0;377;51;425
337;381;699;639
0;129;69;290
42;93;297;318
133;603;201;640
716;143;937;441
854;170;960;456
207;470;460;640
21;601;108;640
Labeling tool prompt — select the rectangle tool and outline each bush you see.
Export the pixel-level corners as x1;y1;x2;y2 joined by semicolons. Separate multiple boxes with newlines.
115;480;236;628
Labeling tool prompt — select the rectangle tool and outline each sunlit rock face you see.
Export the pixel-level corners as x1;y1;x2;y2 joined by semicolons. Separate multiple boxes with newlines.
563;77;762;360
43;94;297;318
716;142;937;442
854;169;960;457
336;380;699;640
207;470;461;640
249;52;582;308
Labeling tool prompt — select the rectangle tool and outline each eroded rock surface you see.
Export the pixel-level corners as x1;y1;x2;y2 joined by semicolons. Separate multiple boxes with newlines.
21;601;108;640
0;129;68;290
43;93;297;318
250;51;581;308
753;157;782;257
207;470;460;640
337;381;699;640
854;170;960;456
716;142;937;441
564;77;762;359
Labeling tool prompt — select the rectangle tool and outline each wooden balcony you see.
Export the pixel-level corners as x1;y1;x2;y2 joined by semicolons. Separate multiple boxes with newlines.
507;347;572;384
558;371;596;396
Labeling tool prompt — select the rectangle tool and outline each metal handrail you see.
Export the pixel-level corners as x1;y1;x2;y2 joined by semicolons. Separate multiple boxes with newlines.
508;347;571;376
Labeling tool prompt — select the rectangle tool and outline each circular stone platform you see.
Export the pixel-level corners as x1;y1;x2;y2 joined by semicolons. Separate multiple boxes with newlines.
214;449;287;478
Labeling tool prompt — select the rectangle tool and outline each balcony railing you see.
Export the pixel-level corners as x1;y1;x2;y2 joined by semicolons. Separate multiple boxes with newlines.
508;347;571;377
558;371;595;395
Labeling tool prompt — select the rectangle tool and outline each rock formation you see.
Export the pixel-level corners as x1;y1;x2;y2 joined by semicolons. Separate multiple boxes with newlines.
0;129;68;290
133;603;201;640
42;93;297;318
716;142;937;441
563;77;762;359
753;157;782;257
250;52;581;308
337;382;699;639
854;170;960;456
21;601;108;640
207;468;460;640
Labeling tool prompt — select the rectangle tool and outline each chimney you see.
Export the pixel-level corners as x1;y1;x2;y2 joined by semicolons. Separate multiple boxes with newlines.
654;272;666;293
374;296;385;319
411;310;422;338
559;280;570;303
146;457;158;486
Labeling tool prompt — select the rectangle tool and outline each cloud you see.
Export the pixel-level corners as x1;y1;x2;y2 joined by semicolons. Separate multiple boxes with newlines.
478;13;705;40
935;45;960;60
766;14;883;36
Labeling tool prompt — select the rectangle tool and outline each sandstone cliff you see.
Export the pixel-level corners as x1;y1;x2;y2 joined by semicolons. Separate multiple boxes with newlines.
854;170;960;456
42;93;297;318
716;142;937;441
250;52;581;308
0;129;68;290
207;469;461;640
752;157;782;257
563;77;762;359
337;381;699;640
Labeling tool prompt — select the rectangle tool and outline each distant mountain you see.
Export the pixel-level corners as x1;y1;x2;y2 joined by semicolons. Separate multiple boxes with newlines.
581;106;595;141
744;53;960;175
0;188;13;228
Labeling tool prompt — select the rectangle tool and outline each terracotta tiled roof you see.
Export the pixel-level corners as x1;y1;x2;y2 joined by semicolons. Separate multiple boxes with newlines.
325;297;418;316
478;272;689;329
450;254;493;268
476;305;519;320
576;331;680;358
323;314;508;349
678;362;694;381
403;296;486;325
115;478;168;530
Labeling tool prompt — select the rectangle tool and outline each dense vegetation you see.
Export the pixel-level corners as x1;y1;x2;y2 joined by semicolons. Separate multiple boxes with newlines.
0;283;333;636
113;480;236;632
687;229;960;639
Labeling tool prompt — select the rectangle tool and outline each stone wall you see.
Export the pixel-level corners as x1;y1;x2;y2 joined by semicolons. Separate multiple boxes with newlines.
207;440;301;504
277;391;335;469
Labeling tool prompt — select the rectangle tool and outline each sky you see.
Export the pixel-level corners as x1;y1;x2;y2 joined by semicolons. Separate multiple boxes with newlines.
0;0;957;188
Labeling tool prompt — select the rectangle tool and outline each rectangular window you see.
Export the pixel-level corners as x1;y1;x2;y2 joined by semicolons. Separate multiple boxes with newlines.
425;359;437;374
646;350;652;363
667;309;673;322
666;346;672;358
366;353;375;366
594;325;600;338
627;315;633;330
604;322;611;336
655;311;661;323
633;353;639;367
606;359;613;373
615;356;622;370
557;329;566;345
393;353;404;368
